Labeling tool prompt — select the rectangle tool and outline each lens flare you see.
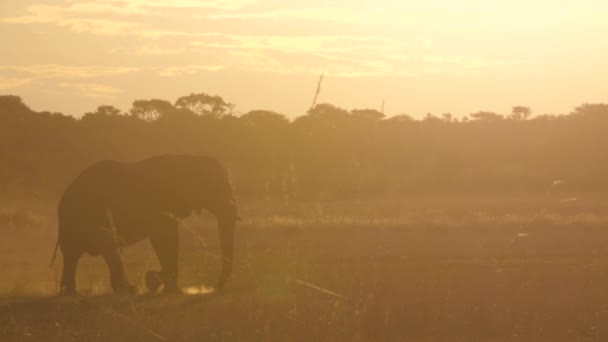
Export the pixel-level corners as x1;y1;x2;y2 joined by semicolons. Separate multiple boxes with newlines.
183;285;215;295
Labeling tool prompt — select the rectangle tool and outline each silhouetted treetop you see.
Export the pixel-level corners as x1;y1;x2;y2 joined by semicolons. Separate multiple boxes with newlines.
351;109;385;120
307;103;350;118
470;111;504;121
174;92;233;118
83;105;123;118
571;103;608;119
384;114;415;123
0;95;32;117
510;106;531;120
240;110;289;127
3;93;608;201
130;99;175;121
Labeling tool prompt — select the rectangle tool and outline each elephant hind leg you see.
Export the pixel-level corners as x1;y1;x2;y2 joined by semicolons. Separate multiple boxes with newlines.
150;225;180;293
59;248;82;296
103;249;136;295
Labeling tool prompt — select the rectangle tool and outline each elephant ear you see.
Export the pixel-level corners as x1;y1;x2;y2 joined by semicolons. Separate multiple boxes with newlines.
159;166;201;218
169;189;199;218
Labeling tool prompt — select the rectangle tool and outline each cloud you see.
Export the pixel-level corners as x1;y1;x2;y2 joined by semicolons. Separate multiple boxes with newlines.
204;7;371;24
134;45;181;55
87;0;257;11
0;65;139;78
0;77;35;91
212;46;525;78
186;34;516;77
0;2;401;40
110;45;183;55
50;2;150;16
0;65;137;96
55;82;123;97
0;65;127;99
159;65;226;76
189;34;415;55
0;2;530;79
0;64;226;81
1;5;183;38
1;0;257;22
214;49;410;78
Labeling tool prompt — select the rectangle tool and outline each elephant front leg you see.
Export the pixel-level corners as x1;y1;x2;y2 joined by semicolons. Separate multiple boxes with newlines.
150;225;180;293
60;248;83;296
103;250;136;295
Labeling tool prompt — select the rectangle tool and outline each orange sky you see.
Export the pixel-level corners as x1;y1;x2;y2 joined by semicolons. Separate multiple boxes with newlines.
1;0;607;118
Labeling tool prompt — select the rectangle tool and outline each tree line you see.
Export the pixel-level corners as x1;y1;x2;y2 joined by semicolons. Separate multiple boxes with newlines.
1;93;607;202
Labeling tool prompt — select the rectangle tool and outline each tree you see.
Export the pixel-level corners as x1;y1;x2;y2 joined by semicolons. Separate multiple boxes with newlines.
295;103;353;132
351;108;385;120
0;95;32;118
423;113;442;123
240;110;289;127
385;114;414;123
306;103;350;120
129;99;175;121
83;105;122;118
571;103;608;119
510;106;531;120
174;93;233;117
470;111;504;121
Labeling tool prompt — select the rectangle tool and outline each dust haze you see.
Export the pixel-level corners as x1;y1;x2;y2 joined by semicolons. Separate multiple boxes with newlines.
2;93;608;340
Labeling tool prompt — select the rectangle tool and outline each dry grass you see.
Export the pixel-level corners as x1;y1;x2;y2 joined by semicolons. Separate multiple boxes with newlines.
2;197;608;341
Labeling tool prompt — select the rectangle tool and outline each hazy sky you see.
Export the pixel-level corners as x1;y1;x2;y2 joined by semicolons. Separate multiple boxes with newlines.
1;0;607;118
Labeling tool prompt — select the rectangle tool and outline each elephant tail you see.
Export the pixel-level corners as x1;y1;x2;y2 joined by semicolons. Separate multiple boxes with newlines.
49;235;60;267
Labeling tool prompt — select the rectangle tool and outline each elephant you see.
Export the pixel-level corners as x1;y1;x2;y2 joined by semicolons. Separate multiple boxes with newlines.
51;155;239;295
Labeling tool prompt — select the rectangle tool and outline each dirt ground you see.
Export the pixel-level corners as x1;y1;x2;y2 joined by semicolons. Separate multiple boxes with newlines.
2;199;608;341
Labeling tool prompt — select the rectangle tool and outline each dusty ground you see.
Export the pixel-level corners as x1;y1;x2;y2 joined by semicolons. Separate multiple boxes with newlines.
2;198;608;341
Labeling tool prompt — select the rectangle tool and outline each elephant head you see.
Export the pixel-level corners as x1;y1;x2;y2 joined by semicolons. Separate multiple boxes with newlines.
205;197;239;290
189;157;238;289
161;155;240;290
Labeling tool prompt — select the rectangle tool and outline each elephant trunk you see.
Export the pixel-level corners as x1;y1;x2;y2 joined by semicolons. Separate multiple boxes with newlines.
216;218;235;290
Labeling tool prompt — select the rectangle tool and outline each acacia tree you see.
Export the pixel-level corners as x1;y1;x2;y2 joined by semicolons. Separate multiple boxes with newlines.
351;108;385;120
571;103;608;119
129;99;175;121
510;106;531;120
470;111;504;121
174;93;233;118
240;110;289;127
385;114;414;123
83;105;122;118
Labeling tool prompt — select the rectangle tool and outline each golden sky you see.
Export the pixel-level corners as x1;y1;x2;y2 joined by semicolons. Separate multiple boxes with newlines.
1;0;607;117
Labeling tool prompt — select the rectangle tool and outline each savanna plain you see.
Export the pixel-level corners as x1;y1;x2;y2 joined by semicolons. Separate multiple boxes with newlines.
3;196;608;342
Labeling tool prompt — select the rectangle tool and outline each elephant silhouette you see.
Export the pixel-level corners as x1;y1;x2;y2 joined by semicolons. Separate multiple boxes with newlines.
51;155;239;295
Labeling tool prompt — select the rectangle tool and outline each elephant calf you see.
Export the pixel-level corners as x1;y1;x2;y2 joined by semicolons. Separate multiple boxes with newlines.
51;155;238;295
